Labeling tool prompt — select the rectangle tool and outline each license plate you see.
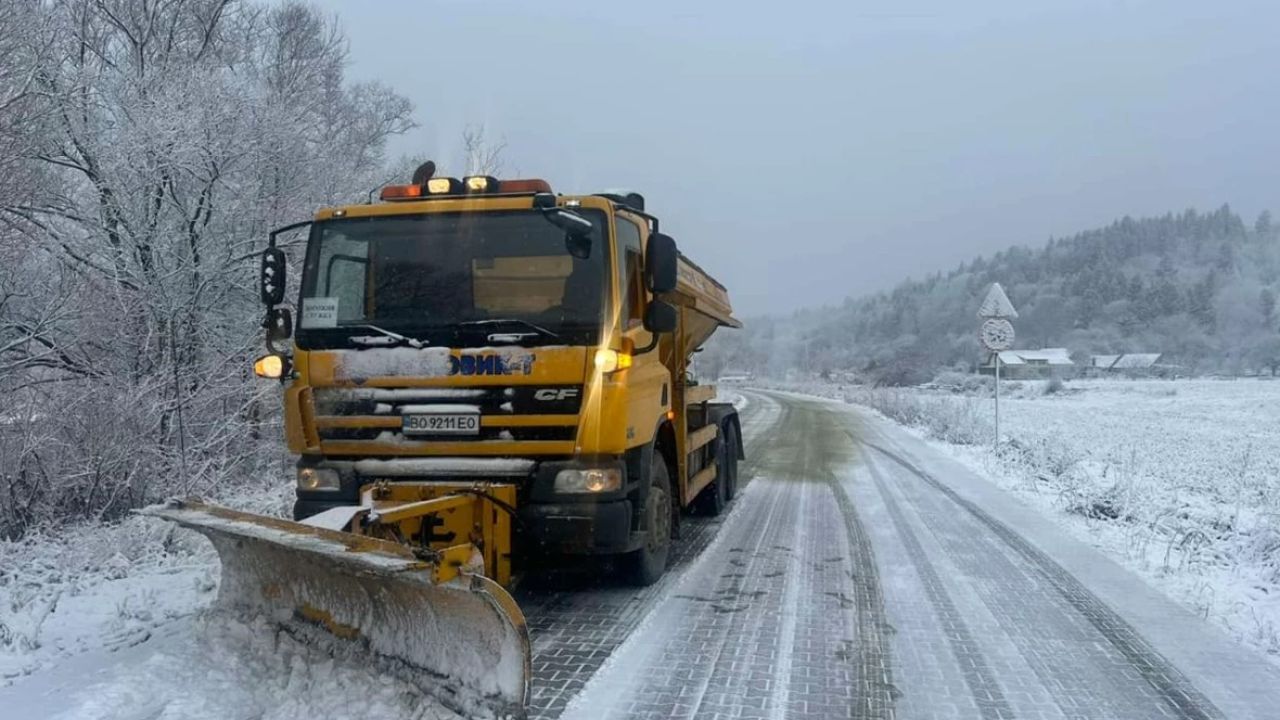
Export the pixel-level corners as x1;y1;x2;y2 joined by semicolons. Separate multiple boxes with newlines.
401;413;480;436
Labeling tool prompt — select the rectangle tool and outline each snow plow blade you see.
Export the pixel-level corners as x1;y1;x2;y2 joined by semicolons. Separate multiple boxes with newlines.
140;498;531;719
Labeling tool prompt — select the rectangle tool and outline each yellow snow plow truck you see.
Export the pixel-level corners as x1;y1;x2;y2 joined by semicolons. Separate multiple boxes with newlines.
142;164;742;717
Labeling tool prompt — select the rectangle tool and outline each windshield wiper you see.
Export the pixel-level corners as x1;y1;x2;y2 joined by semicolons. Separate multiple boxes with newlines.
456;319;562;342
345;324;429;348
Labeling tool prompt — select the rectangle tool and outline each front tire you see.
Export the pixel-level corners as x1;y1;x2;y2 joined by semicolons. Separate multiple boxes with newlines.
625;456;673;586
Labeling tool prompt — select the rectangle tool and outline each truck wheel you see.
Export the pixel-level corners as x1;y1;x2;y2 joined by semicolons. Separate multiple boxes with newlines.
625;457;673;586
695;432;729;516
723;423;740;502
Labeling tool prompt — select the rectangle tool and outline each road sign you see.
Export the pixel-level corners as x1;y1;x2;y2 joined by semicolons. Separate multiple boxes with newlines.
977;282;1018;319
976;282;1017;449
980;318;1015;352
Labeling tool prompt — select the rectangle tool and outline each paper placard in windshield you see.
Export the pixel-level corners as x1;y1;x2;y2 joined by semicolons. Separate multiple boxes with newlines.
302;297;339;328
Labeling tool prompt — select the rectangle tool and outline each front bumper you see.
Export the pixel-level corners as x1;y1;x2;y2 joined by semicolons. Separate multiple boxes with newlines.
518;499;636;555
293;456;639;556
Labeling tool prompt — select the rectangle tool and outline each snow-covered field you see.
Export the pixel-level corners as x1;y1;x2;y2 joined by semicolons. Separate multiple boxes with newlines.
794;377;1280;664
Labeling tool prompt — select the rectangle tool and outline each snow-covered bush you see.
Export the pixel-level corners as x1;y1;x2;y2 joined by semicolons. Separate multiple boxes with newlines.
850;387;993;445
0;479;288;668
928;371;994;395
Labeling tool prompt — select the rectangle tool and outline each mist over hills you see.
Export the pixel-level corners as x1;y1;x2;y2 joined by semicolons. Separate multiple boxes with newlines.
704;205;1280;383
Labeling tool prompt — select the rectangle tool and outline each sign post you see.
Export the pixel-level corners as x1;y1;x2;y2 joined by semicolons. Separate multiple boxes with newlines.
978;283;1018;448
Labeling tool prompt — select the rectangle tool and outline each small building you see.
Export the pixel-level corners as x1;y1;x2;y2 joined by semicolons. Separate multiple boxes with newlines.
981;348;1074;377
1087;353;1165;376
1111;353;1162;370
717;370;754;385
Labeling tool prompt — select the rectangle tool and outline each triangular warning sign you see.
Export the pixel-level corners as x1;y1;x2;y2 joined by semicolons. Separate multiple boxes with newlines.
977;282;1018;319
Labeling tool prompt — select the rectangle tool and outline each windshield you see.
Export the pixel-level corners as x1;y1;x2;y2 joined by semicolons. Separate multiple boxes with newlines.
296;210;608;347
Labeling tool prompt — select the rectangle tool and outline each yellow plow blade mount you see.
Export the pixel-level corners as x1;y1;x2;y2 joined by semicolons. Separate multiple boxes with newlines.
140;499;531;719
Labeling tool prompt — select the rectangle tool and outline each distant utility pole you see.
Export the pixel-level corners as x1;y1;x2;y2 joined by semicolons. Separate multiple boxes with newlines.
978;283;1018;447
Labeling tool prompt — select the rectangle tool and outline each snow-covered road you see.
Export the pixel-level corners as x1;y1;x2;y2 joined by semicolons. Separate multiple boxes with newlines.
7;389;1280;719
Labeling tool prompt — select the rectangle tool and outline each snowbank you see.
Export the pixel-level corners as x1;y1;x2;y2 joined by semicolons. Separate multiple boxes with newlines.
5;612;463;719
0;482;288;681
1;481;471;718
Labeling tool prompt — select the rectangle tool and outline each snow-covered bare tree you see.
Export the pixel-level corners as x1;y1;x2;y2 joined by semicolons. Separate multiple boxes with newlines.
0;0;413;537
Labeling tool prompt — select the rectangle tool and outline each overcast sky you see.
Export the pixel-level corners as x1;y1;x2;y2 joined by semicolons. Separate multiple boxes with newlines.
311;0;1280;316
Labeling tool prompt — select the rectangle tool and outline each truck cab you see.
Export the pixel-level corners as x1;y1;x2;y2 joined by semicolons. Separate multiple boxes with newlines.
256;168;742;583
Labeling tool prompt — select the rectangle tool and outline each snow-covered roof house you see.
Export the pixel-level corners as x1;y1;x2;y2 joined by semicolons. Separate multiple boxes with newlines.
987;348;1074;366
1091;354;1121;369
1111;353;1162;369
1011;348;1073;366
983;348;1076;376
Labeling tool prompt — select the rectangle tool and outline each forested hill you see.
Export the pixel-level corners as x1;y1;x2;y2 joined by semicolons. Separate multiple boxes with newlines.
705;206;1280;382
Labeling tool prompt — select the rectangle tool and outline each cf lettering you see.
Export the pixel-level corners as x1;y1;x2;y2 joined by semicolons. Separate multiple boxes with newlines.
534;389;579;401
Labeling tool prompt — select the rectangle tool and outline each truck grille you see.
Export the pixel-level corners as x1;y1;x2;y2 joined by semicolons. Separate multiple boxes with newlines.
311;385;582;450
313;385;583;415
318;426;576;442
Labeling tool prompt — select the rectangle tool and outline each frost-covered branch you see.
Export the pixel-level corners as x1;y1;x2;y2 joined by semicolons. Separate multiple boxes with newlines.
0;0;416;536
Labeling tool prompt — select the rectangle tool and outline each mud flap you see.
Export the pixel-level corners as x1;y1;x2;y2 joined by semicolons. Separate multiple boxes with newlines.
139;499;531;719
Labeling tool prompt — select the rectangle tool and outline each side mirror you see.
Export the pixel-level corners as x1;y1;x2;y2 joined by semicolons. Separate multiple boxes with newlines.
645;233;678;293
261;247;287;306
565;234;592;260
643;300;677;333
264;307;293;350
541;207;594;259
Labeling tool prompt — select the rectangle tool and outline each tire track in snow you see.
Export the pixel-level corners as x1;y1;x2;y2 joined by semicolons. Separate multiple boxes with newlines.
766;450;807;720
751;396;898;720
758;396;899;720
860;436;1225;720
791;402;897;720
595;395;806;718
559;391;898;719
826;465;898;719
592;400;806;717
556;466;801;718
858;443;1013;720
669;479;804;720
519;391;786;719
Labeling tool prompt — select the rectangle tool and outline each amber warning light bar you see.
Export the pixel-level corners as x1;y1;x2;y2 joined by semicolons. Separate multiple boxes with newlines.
381;162;552;201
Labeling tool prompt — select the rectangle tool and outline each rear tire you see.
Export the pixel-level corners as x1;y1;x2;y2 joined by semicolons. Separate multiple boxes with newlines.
695;434;729;516
625;456;673;586
723;423;740;502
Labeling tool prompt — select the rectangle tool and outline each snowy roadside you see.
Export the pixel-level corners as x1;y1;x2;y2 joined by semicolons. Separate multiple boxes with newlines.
1;470;470;718
711;386;749;412
0;480;291;683
761;378;1280;666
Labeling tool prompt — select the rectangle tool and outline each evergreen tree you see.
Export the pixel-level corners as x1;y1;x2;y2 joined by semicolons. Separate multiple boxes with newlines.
713;206;1271;381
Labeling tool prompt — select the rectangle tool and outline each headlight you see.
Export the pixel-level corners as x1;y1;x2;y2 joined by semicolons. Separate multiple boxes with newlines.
254;353;289;379
593;349;633;373
297;467;340;491
554;467;623;493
